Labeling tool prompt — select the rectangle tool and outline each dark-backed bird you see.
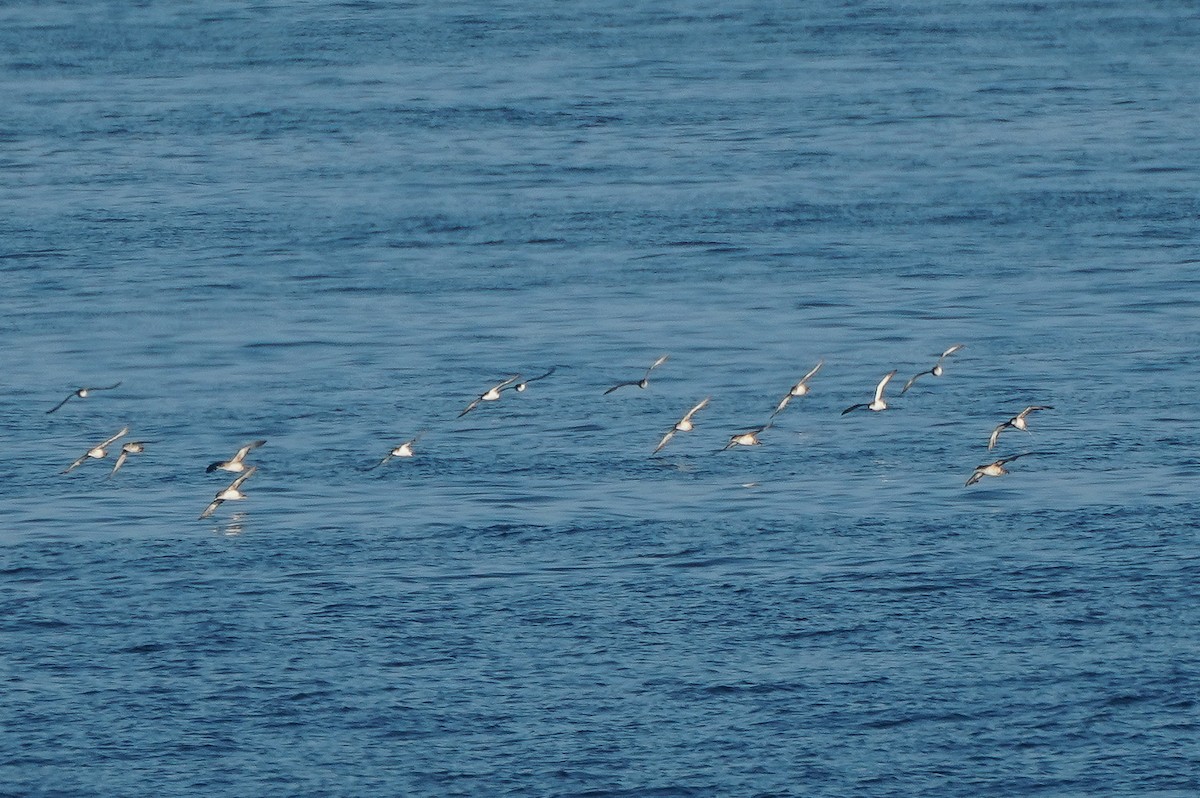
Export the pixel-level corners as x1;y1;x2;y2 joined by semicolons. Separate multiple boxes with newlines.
515;367;558;392
604;355;668;395
722;421;771;451
47;382;122;414
841;370;898;415
207;439;267;473
965;451;1041;487
988;406;1053;450
63;427;129;473
901;344;965;394
200;466;257;519
109;440;154;477
459;375;521;417
772;359;824;416
653;397;710;454
366;433;423;470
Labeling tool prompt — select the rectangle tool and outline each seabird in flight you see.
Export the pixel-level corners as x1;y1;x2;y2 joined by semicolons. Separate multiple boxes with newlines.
47;382;122;414
366;432;423;470
515;367;558;393
207;439;267;473
459;375;521;417
722;421;771;451
63;427;129;473
604;355;669;395
653;397;710;454
109;440;153;477
199;466;258;519
988;406;1054;450
772;359;824;416
965;451;1041;487
841;370;899;415
901;344;965;394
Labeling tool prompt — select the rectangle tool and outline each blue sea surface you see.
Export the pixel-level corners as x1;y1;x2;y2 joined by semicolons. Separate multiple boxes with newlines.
2;2;1199;796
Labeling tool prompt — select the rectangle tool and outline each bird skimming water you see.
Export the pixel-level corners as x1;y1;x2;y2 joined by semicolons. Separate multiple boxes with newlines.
199;466;258;519
63;427;129;473
109;440;153;477
604;355;668;395
842;370;898;415
965;451;1041;486
901;344;965;394
207;440;267;473
515;367;558;392
653;397;710;454
47;382;122;414
772;359;824;417
722;421;771;451
988;406;1053;450
460;375;521;417
366;433;424;470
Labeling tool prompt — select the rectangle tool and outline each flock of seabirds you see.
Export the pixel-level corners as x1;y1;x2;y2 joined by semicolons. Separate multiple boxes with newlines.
49;343;1055;521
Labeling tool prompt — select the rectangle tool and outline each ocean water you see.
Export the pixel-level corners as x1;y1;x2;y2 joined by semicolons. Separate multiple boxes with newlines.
2;1;1199;795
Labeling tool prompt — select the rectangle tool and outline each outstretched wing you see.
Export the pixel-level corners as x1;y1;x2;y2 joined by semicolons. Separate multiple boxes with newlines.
46;393;74;414
900;370;930;394
493;375;521;392
1017;405;1053;421
458;397;482;417
999;451;1042;465
521;367;557;386
63;454;89;473
801;359;824;383
362;455;390;471
939;344;965;361
233;439;267;462
681;397;710;423
873;370;898;403
603;380;639;395
228;465;257;491
100;427;130;449
987;422;1007;450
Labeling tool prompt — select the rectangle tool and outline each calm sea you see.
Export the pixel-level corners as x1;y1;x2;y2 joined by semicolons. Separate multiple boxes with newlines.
2;1;1198;795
